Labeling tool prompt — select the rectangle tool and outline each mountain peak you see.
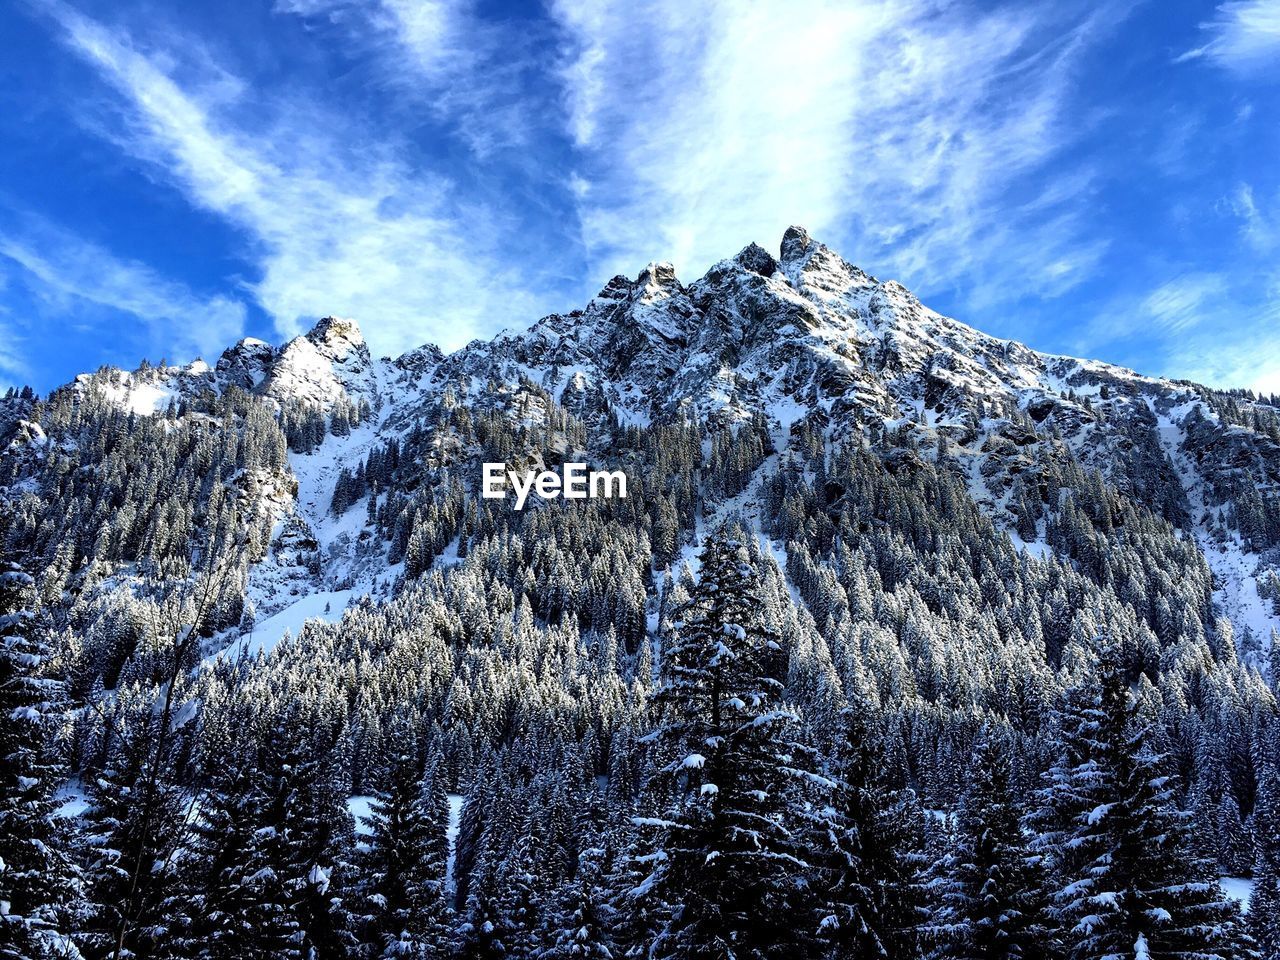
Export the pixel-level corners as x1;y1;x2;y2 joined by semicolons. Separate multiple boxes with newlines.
733;242;778;277
637;261;680;293
307;316;364;349
779;225;815;265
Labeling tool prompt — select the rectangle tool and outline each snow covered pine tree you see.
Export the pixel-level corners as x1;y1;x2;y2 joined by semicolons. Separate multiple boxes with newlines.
0;560;79;959
1036;647;1250;960
634;526;826;960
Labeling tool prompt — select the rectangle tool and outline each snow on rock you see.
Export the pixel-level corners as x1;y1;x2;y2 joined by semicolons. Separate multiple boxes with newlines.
41;225;1280;687
265;316;376;411
5;419;48;454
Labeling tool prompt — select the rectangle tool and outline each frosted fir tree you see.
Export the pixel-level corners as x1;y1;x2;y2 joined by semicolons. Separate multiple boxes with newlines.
451;753;496;914
1039;649;1249;960
0;561;80;959
1270;629;1280;694
1251;761;1280;960
634;525;823;960
924;733;1058;960
355;736;452;958
545;843;618;960
455;850;508;960
268;738;359;960
488;818;547;958
807;705;928;960
605;814;661;960
164;740;303;959
76;683;191;960
1028;654;1107;905
169;725;357;960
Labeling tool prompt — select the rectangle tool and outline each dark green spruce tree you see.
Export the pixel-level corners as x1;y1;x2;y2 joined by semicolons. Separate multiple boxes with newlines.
77;684;190;960
1040;648;1249;960
355;736;452;958
161;713;301;960
0;561;79;959
634;526;820;960
544;842;618;960
1251;759;1280;960
808;704;927;960
924;733;1057;959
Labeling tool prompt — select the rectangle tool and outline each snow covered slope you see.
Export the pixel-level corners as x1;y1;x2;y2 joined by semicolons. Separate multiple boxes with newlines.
37;226;1280;661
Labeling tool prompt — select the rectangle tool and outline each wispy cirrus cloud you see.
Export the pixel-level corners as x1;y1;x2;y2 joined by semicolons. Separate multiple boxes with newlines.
1139;273;1230;333
0;216;246;368
1072;271;1223;353
1073;266;1280;394
1228;181;1280;253
549;0;1124;308
11;0;1278;400
37;0;552;357
1164;318;1280;394
0;317;32;388
278;0;552;157
1178;0;1280;72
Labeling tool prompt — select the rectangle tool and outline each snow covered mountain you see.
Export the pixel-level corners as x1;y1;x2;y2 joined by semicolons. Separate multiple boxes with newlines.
24;225;1274;649
6;226;1280;959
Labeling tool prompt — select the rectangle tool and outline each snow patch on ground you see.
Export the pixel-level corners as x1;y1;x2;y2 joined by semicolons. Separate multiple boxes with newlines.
291;423;380;547
211;589;352;662
348;795;375;837
1006;529;1053;563
55;781;89;819
124;382;174;415
759;533;801;606
1221;875;1253;914
1151;404;1280;657
1203;538;1279;658
445;793;464;895
85;374;176;415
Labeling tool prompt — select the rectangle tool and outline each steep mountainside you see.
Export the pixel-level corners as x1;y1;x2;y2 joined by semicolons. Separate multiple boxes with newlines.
11;226;1274;646
3;227;1280;960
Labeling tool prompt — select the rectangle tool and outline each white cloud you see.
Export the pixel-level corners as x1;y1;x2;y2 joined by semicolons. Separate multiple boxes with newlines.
1139;273;1228;333
41;0;549;357
278;0;548;157
0;317;31;388
549;0;1122;305
1163;323;1280;394
1078;268;1280;393
1229;181;1280;253
0;219;246;364
35;0;1271;400
1178;0;1280;72
281;0;456;81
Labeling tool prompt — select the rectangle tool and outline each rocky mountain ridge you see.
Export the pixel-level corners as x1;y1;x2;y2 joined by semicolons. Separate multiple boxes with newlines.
55;225;1280;517
7;226;1280;653
6;228;1280;960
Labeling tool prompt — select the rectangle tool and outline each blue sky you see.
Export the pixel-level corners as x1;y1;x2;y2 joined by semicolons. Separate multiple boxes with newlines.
1;0;1278;394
